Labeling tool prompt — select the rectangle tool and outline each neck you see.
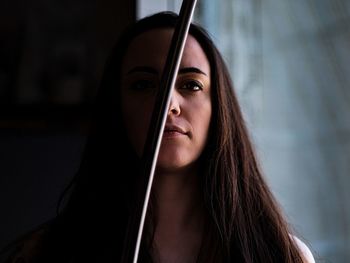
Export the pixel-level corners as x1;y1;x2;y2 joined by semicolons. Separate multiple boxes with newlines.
149;166;205;262
153;166;203;229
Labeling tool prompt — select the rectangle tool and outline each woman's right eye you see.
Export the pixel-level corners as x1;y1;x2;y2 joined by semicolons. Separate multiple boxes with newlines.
129;80;156;91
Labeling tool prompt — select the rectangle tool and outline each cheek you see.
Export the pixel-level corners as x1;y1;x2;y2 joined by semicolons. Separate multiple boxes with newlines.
190;100;212;145
122;97;154;156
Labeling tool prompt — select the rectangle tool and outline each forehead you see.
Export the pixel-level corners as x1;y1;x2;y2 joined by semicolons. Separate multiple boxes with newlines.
121;28;210;75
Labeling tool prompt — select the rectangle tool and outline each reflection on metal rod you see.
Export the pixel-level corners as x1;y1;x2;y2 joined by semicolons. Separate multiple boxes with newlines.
132;0;198;262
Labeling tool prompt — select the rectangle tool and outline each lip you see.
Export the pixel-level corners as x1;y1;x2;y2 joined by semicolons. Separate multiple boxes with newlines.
163;124;187;137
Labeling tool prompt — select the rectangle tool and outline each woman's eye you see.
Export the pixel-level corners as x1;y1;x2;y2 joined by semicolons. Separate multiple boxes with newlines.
130;80;155;91
180;80;203;91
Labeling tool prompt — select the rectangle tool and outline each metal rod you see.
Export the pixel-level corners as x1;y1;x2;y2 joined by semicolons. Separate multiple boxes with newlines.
132;0;198;262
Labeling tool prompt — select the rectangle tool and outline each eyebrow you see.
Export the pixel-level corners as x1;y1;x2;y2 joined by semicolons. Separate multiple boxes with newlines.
127;66;157;75
178;67;207;76
126;66;208;76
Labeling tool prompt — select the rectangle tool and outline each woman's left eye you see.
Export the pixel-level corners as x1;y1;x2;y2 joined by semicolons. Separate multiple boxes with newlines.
180;80;203;91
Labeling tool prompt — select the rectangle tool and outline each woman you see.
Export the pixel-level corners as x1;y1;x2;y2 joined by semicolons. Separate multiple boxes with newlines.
2;11;315;263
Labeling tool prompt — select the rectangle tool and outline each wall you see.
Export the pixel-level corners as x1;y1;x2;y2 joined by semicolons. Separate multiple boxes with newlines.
0;0;136;249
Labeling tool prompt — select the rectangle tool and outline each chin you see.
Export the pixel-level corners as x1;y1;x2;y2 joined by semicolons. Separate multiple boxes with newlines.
156;159;185;171
156;156;198;175
156;156;183;169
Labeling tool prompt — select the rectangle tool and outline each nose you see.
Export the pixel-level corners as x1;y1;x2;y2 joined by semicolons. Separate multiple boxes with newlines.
168;93;181;116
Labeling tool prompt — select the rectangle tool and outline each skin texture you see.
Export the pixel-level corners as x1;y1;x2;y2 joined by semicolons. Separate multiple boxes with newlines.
120;29;211;263
121;29;211;174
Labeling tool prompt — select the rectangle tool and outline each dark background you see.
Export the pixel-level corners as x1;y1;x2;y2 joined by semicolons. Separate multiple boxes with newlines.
0;0;136;249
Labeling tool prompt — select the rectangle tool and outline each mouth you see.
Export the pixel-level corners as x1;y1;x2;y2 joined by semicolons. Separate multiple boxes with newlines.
163;124;187;137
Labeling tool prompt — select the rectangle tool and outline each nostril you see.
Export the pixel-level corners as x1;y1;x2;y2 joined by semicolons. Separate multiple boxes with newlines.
170;107;180;115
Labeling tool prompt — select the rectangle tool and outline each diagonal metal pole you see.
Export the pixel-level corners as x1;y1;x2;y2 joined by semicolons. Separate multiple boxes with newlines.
129;0;198;262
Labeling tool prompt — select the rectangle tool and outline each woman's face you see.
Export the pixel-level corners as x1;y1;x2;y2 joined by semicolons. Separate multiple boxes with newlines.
120;29;212;172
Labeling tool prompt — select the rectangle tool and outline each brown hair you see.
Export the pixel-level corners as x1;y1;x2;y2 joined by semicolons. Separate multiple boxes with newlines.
28;11;304;263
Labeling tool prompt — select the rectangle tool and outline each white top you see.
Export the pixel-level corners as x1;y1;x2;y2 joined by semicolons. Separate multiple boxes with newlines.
292;235;316;263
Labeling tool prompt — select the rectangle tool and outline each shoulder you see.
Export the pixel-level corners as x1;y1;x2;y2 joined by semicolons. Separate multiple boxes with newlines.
0;222;51;263
291;235;316;263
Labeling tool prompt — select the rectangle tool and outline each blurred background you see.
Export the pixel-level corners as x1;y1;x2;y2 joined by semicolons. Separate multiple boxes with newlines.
1;0;349;262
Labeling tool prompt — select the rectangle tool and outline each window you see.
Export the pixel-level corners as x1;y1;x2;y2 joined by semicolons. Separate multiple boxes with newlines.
138;0;350;262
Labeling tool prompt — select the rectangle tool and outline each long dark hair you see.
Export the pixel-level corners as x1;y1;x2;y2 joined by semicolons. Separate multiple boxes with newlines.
35;11;303;263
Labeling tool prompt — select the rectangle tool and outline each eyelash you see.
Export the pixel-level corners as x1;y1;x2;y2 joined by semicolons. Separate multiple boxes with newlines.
179;80;203;91
128;79;203;92
129;80;156;91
